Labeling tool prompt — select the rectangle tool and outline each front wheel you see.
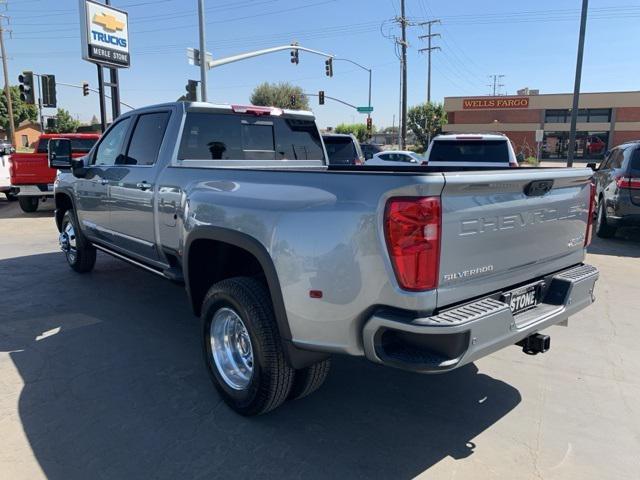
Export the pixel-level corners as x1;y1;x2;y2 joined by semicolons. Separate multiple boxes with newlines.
202;277;294;416
60;210;96;273
18;196;39;213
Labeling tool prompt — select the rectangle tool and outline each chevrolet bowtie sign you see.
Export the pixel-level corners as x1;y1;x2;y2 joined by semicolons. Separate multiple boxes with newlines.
80;0;130;68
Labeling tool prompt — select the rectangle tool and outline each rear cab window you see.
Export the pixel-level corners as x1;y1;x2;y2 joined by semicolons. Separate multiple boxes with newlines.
36;138;98;154
323;136;358;165
429;140;510;163
178;112;325;163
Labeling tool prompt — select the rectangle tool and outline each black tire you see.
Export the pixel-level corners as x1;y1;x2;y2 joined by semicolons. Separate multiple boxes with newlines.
201;277;294;416
18;196;39;213
60;210;96;273
595;199;616;239
288;359;331;400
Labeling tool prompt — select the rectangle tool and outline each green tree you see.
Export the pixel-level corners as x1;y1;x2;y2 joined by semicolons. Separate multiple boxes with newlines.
50;108;80;133
334;123;373;143
0;86;38;132
250;82;309;110
407;102;447;151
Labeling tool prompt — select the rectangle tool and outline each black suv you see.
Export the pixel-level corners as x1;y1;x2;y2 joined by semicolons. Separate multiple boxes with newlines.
589;141;640;238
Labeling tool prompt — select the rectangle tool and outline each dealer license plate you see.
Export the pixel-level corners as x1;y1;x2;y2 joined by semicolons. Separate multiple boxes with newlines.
502;283;541;315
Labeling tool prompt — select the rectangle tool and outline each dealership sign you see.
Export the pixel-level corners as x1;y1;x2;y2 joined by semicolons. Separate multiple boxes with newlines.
462;97;529;109
79;0;130;68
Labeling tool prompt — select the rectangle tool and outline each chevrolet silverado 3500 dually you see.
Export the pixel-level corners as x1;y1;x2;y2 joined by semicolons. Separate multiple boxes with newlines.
49;102;599;415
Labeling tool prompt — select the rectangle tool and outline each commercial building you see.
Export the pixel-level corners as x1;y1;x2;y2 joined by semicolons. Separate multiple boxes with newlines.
443;90;640;160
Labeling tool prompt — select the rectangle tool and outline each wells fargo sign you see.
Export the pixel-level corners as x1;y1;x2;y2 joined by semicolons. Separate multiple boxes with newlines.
462;97;529;109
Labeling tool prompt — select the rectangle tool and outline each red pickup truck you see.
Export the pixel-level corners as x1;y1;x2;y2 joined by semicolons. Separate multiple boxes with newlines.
10;133;100;212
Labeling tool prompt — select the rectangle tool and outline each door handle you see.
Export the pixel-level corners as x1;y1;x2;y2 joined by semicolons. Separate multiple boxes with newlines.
136;182;152;191
100;179;109;185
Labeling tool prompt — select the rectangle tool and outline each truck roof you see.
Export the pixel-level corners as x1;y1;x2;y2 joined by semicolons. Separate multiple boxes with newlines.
135;101;316;119
38;133;101;140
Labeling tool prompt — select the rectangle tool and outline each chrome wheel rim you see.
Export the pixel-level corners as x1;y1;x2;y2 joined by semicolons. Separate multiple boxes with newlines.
210;307;254;390
59;220;77;264
596;203;604;230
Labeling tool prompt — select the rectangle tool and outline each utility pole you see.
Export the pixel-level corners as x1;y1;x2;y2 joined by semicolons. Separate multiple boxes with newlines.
567;0;589;168
399;0;408;149
488;74;505;96
419;20;441;147
0;18;15;145
418;20;440;104
198;0;208;101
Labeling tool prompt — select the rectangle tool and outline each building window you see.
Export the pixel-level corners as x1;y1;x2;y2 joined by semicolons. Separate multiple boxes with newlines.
545;109;568;123
541;131;608;160
587;108;611;122
544;108;611;124
21;135;29;148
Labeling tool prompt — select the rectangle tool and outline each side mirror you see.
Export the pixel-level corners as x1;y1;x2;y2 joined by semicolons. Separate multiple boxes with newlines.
586;162;597;171
48;138;72;170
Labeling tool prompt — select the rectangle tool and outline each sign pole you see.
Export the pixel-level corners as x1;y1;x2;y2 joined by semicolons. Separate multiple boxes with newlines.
96;64;107;132
197;0;208;102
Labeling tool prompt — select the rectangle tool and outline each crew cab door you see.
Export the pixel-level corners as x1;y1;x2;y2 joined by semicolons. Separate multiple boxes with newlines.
107;110;170;261
75;117;132;243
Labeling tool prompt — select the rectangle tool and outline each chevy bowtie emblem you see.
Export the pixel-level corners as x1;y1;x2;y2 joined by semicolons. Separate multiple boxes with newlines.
93;12;124;32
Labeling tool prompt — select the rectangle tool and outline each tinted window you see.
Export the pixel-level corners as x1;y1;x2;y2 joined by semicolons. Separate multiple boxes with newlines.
610;150;624;169
36;138;97;154
630;149;640;176
429;140;510;163
178;113;323;161
545;109;568;123
93;118;131;166
123;112;170;166
323;136;357;165
588;109;611;122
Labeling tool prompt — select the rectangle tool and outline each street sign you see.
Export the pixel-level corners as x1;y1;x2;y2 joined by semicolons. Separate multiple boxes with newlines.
187;48;213;68
80;0;130;68
357;106;373;113
535;129;544;142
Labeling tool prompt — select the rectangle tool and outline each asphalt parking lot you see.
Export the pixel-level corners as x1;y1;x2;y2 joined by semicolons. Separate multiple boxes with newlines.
1;197;639;480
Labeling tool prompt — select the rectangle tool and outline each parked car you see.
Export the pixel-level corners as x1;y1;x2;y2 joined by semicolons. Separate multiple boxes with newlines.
366;150;422;167
9;133;100;212
322;133;364;165
50;102;598;415
0;140;14;155
586;136;606;156
1;145;16;201
425;133;518;168
360;143;383;160
589;141;640;238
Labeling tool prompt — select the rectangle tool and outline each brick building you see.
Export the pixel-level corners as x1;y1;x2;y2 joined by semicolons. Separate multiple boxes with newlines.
443;91;640;160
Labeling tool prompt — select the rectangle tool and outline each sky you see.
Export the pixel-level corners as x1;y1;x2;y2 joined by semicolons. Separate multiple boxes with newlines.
4;0;640;128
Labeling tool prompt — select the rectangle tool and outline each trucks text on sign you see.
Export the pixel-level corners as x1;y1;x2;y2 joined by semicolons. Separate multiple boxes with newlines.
79;0;130;68
462;97;530;109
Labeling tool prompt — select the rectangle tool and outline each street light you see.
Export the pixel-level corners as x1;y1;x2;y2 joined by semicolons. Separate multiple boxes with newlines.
333;57;372;135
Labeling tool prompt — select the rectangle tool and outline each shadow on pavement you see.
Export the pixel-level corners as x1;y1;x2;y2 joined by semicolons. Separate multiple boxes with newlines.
1;252;521;479
588;228;640;258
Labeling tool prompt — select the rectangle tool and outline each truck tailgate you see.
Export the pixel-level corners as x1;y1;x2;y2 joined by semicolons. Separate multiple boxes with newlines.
9;153;55;185
437;168;593;308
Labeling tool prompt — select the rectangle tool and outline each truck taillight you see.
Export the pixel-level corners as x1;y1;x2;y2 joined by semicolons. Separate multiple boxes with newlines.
616;176;640;190
585;182;596;247
384;197;441;291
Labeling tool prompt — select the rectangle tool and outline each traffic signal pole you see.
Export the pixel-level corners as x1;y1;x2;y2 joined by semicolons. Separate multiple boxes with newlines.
197;0;208;101
0;21;15;145
567;0;589;167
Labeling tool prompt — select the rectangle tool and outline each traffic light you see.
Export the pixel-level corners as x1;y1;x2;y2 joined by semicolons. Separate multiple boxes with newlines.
366;117;372;131
325;58;333;77
185;80;198;101
290;94;297;107
41;74;57;108
82;81;90;97
318;90;325;105
18;71;35;105
290;47;299;64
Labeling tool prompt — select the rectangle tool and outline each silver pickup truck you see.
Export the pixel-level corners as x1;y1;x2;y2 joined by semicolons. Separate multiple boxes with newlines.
49;102;599;415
